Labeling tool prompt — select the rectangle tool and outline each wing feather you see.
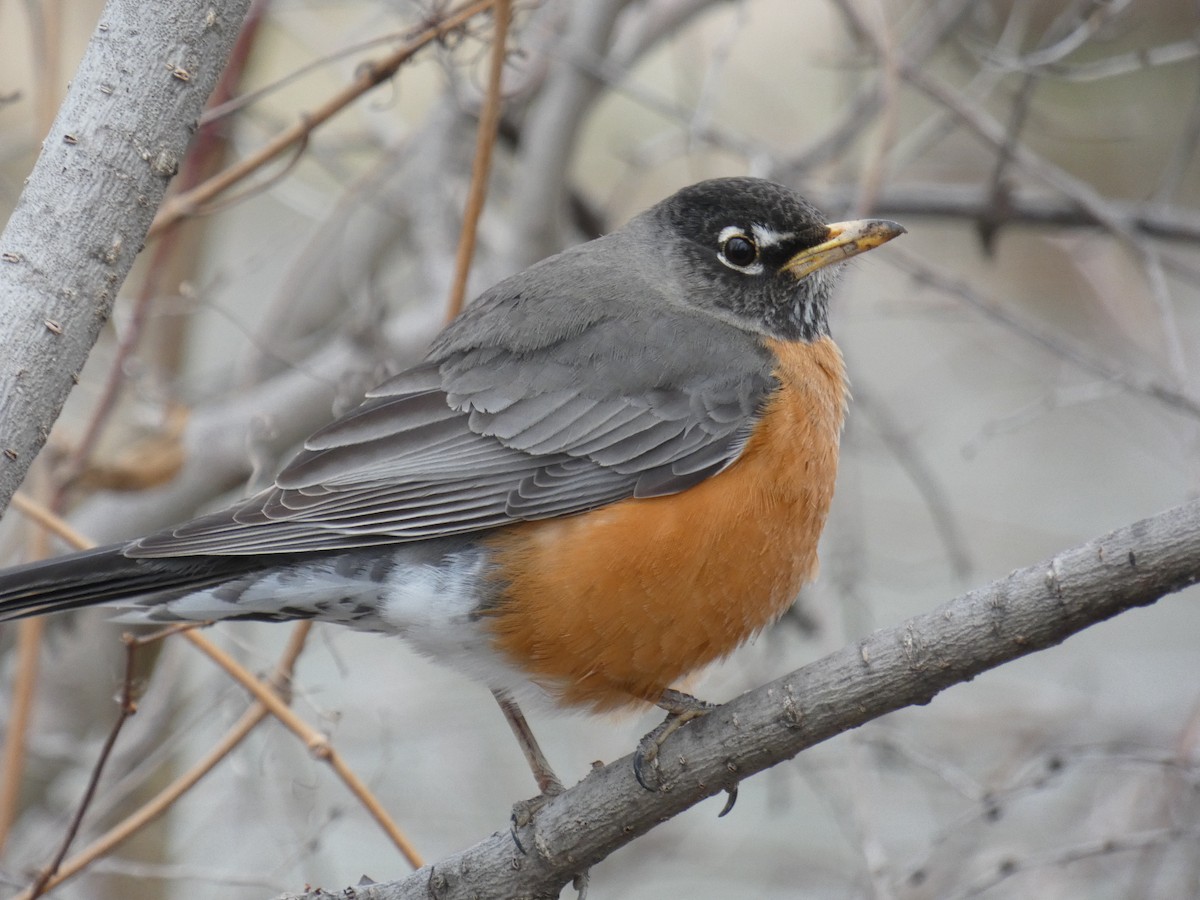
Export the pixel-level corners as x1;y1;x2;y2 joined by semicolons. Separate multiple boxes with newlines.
130;261;779;559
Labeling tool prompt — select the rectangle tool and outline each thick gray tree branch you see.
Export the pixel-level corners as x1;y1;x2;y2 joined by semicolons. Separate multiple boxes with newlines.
0;0;252;512
286;499;1200;900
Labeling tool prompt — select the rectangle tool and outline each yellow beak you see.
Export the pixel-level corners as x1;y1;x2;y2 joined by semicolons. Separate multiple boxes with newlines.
783;219;906;280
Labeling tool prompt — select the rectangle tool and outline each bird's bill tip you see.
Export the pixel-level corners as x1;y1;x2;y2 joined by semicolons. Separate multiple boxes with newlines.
783;218;905;280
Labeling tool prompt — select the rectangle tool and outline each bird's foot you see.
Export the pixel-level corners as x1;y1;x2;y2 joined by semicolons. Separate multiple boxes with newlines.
510;779;590;898
510;775;564;834
633;689;715;790
495;691;588;889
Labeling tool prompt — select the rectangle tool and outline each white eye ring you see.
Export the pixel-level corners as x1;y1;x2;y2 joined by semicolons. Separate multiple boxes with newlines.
717;226;764;274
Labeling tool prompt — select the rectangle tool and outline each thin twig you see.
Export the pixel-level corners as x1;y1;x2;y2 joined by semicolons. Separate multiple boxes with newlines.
949;828;1183;900
977;72;1037;252
860;31;1192;394
9;492;94;549
445;0;512;321
805;182;1200;244
788;0;978;176
0;467;55;853
13;622;313;900
888;249;1200;421
199;31;437;126
181;629;425;869
843;0;900;218
147;0;497;240
180;132;309;218
26;635;141;899
0;617;43;853
852;388;973;579
7;493;424;871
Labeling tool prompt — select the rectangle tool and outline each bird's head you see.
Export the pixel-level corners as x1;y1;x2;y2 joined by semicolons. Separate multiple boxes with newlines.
648;177;905;341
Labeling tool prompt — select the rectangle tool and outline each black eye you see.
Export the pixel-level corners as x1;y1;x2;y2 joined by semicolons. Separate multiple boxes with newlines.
722;234;757;267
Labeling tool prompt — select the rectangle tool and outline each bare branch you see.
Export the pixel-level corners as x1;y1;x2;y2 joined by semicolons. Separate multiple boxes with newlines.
0;0;254;512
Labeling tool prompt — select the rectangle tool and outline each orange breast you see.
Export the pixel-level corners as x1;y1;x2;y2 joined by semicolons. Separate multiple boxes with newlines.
482;336;847;712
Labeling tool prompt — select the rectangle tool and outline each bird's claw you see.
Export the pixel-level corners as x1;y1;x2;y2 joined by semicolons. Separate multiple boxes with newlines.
717;783;739;817
632;691;716;791
510;787;590;897
510;794;546;838
632;736;663;790
509;776;566;851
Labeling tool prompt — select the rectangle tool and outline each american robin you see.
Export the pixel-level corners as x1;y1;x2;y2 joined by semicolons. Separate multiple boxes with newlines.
0;177;902;796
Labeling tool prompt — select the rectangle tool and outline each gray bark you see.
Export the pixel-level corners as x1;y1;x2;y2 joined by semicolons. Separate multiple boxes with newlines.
0;0;253;511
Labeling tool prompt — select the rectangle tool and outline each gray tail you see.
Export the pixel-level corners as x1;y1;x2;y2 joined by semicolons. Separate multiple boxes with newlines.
0;545;261;621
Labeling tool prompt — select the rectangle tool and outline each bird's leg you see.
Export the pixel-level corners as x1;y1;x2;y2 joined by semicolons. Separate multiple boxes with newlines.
493;692;590;897
633;688;716;791
492;690;563;797
493;691;565;833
